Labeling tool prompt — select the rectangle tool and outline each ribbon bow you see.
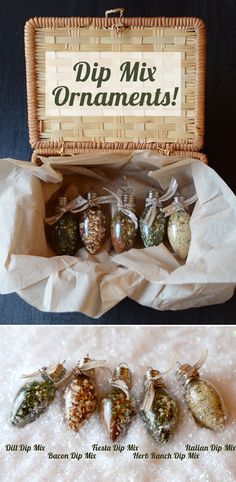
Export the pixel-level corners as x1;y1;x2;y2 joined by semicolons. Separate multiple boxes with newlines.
45;193;116;225
164;193;198;218
109;377;130;399
104;188;138;229
45;195;88;225
143;177;178;228
76;358;107;375
141;354;178;412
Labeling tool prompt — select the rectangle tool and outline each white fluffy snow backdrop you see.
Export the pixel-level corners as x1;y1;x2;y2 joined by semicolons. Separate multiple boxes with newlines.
0;324;235;482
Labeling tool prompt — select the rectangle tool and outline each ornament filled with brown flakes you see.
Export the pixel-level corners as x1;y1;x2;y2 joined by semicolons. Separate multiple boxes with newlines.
79;190;107;255
176;350;227;431
11;363;67;427
100;364;136;442
63;357;106;432
111;189;138;253
140;364;178;444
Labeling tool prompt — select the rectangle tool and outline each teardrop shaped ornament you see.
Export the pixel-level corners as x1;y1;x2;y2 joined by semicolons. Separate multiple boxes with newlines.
176;360;227;431
64;374;97;431
140;368;178;443
79;191;107;254
139;190;166;248
100;365;136;442
48;196;80;255
10;363;66;427
111;190;138;253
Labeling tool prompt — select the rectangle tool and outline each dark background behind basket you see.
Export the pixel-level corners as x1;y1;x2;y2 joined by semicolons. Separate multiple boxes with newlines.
0;0;235;323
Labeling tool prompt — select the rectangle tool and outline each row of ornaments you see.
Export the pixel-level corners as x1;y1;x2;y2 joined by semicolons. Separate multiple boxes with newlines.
45;184;197;260
11;353;227;444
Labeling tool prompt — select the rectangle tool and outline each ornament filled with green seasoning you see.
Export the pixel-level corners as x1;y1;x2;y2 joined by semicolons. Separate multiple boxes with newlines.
46;196;80;255
63;357;106;432
176;350;227;431
10;363;67;427
111;189;138;253
79;190;107;255
166;193;197;259
140;361;178;443
100;364;136;442
139;178;178;248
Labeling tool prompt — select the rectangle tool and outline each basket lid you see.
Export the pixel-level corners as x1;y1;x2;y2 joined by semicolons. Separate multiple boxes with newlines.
24;12;206;155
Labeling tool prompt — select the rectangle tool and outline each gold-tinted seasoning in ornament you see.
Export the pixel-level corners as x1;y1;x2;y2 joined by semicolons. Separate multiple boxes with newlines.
167;196;191;259
10;363;66;427
100;364;136;442
47;196;79;255
140;367;178;443
176;352;227;431
79;190;107;254
111;190;138;253
63;357;106;432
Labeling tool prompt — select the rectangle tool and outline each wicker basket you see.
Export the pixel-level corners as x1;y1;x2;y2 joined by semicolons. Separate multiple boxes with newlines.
24;10;206;163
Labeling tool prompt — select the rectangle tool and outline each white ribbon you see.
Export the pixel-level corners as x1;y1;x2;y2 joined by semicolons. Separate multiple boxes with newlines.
109;378;130;399
21;362;66;381
164;193;198;218
104;188;138;229
76;358;107;374
143;197;162;228
140;374;164;412
45;194;116;225
193;348;208;371
143;177;178;228
141;354;178;412
159;177;178;203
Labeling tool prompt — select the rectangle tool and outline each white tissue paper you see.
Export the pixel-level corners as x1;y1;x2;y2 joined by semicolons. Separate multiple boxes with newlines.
0;151;235;316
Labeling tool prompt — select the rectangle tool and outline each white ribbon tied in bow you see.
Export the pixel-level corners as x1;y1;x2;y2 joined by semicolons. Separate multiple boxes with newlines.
104;188;138;229
45;194;116;225
143;177;178;228
164;193;198;218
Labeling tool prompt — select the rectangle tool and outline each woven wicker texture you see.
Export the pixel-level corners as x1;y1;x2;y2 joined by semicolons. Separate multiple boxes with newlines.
25;16;205;153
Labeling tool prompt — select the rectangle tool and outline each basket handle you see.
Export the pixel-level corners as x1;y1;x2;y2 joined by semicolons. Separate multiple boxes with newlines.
105;8;124;18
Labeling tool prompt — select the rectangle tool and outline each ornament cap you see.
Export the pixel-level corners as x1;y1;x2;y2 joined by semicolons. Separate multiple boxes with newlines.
57;196;69;208
122;189;136;210
144;368;166;389
43;363;67;383
86;189;98;202
146;189;159;200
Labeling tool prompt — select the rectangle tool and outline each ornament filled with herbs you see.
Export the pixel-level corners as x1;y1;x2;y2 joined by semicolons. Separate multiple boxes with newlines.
45;195;83;256
11;363;67;427
110;188;138;253
140;360;178;444
100;364;136;442
176;350;227;431
139;178;177;248
63;357;106;432
165;193;197;259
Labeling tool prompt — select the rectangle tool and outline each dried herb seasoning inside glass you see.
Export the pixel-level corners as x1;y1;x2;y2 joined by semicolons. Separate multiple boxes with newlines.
140;367;178;444
167;195;192;259
176;351;227;431
79;190;107;255
100;364;136;442
111;189;138;253
10;363;66;427
47;196;79;256
139;189;166;248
